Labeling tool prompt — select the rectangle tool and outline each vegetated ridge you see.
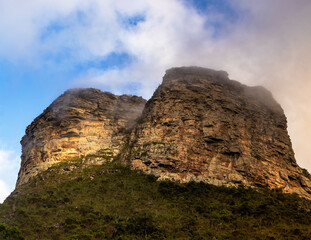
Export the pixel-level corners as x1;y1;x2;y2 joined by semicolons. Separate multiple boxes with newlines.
1;158;311;239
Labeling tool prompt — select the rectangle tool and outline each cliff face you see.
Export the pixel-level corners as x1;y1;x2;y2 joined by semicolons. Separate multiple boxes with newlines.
17;88;146;186
127;67;311;199
17;67;311;199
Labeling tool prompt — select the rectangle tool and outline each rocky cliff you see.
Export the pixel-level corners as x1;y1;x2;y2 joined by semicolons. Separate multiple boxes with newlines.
17;67;311;199
17;88;146;186
127;67;311;199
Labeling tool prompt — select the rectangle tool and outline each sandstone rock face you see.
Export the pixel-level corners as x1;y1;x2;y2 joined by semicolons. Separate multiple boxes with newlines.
17;67;311;199
17;88;146;186
127;67;311;199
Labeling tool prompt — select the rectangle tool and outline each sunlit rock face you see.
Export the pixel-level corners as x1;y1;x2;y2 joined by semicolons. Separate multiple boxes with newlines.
127;67;311;199
17;67;311;199
17;88;146;186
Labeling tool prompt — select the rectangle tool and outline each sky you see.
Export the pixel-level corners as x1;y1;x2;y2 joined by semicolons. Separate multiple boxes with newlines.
0;0;311;203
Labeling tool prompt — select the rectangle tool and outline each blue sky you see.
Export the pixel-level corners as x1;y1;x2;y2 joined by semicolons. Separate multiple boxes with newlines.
0;0;311;202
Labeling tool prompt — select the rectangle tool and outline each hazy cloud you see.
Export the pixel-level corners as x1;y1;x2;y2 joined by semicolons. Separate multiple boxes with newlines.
74;0;311;172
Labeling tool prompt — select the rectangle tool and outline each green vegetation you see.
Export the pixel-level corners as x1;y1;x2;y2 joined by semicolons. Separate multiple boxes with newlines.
0;223;24;240
0;158;311;239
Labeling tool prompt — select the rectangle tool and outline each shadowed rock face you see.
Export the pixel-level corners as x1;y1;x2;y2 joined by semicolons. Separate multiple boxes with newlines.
17;67;311;199
127;67;311;199
17;88;146;186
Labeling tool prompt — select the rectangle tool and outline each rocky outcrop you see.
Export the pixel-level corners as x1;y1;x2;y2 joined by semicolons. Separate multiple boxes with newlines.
127;67;311;199
17;67;311;199
17;88;146;186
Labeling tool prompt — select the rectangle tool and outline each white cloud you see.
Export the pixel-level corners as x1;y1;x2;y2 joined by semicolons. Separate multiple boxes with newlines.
0;148;19;203
0;180;10;204
0;0;310;172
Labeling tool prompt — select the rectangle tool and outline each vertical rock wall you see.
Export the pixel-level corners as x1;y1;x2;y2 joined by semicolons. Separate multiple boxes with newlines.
127;67;311;199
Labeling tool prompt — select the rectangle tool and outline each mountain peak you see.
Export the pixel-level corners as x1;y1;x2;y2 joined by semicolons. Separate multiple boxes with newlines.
16;67;311;199
17;88;146;186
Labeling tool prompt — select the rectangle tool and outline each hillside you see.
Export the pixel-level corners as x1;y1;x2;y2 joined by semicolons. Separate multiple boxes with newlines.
1;157;311;239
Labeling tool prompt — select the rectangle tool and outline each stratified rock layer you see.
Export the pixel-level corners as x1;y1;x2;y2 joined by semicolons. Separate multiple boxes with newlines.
128;67;311;199
17;88;146;186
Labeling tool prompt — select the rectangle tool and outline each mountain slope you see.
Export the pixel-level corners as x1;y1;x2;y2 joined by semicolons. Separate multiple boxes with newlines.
2;66;311;239
1;157;311;239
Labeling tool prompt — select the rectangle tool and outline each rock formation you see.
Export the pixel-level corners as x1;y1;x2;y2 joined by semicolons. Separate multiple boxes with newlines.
127;67;311;199
17;67;311;199
17;88;146;186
